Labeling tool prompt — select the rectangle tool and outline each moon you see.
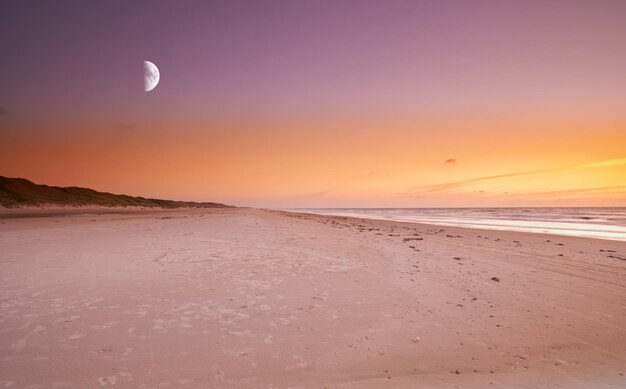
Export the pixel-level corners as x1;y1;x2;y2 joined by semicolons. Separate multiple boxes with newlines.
144;60;160;92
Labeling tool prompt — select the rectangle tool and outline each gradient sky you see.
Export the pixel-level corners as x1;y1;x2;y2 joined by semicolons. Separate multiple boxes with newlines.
1;0;625;207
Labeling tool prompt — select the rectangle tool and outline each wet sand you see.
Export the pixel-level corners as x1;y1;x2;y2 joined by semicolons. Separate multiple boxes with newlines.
0;208;625;388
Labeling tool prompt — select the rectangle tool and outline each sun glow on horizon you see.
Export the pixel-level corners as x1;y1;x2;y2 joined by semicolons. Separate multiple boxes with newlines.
1;112;624;208
1;1;625;208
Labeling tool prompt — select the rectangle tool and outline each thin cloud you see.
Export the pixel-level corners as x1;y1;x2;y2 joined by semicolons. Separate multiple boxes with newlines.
117;124;134;131
580;158;626;169
405;157;626;196
518;185;626;197
407;167;560;194
444;158;457;164
281;191;328;201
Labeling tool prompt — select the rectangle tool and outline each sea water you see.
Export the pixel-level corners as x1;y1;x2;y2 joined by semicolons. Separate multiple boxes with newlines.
284;208;626;241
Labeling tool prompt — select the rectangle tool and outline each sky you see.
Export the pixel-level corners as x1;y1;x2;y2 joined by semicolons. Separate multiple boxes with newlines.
1;0;625;208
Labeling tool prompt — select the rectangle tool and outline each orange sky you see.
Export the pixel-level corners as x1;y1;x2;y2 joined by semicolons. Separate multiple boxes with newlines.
1;2;625;208
1;111;624;207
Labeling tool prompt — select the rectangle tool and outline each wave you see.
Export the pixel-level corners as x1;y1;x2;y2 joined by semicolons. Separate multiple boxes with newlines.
283;208;626;241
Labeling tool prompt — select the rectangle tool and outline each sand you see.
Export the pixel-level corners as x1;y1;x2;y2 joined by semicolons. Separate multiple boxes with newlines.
0;208;624;388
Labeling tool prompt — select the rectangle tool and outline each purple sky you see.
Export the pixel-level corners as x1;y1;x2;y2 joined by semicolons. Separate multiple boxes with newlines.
1;0;625;123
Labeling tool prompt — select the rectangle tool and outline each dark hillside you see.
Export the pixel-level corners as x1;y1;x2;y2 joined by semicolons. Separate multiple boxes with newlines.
0;176;232;209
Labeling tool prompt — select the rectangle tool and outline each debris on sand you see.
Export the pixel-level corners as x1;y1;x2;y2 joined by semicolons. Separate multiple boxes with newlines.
490;277;500;282
608;254;626;261
412;336;421;344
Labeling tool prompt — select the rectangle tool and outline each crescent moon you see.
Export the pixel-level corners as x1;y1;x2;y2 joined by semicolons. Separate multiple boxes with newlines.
144;60;160;92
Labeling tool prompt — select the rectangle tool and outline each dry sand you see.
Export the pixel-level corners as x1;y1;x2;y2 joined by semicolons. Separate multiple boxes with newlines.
0;208;624;388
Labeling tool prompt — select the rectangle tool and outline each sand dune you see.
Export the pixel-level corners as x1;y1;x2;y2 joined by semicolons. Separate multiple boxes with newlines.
0;208;624;388
0;176;230;209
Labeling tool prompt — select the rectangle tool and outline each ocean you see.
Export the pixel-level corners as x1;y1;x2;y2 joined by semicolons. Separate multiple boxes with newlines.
284;208;626;241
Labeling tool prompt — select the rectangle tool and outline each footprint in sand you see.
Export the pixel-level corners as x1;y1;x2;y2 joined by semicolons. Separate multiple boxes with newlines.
55;315;80;324
228;330;250;337
97;375;118;386
32;326;46;334
10;339;26;352
152;319;167;333
91;321;119;330
179;317;193;329
293;355;308;367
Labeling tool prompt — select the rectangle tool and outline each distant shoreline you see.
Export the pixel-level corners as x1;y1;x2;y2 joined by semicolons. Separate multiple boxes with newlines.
0;205;240;219
280;207;626;242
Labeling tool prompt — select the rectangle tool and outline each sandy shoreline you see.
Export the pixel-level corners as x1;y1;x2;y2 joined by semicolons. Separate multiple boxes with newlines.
0;208;624;388
0;206;239;219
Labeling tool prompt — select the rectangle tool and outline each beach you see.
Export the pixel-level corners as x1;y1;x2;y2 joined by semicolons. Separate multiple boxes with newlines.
0;207;625;388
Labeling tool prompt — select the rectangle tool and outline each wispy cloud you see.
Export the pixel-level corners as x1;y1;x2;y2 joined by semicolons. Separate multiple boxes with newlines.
280;191;328;201
579;158;626;169
406;167;561;194
405;157;626;196
117;123;134;131
517;185;626;198
444;158;457;164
